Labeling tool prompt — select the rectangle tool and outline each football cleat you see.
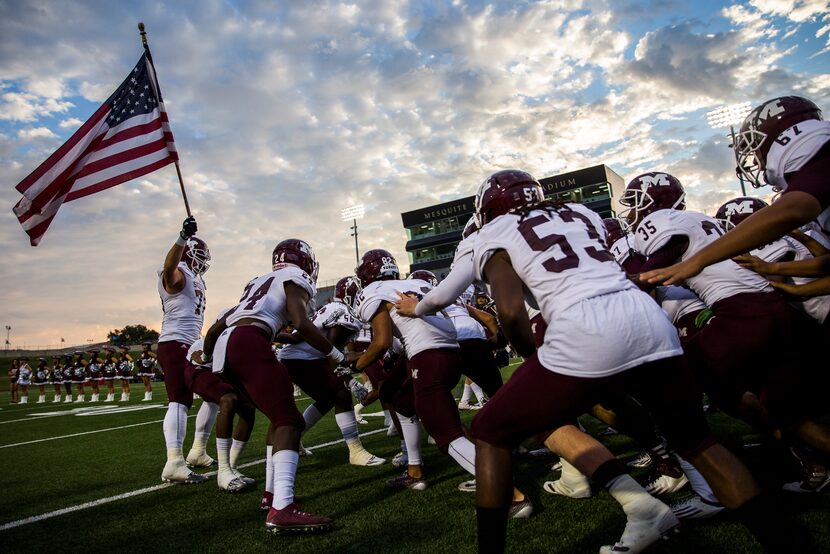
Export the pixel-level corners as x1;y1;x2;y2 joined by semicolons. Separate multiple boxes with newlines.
458;400;475;410
354;403;368;424
670;494;725;520
234;470;255;486
543;477;592;499
299;442;313;457
218;470;252;493
265;503;334;534
392;451;408;468
782;446;830;493
185;451;217;468
161;460;209;484
386;471;427;491
349;448;386;467
386;423;399;437
427;435;436;445
600;498;680;554
260;491;274;511
642;471;689;496
626;451;653;468
509;497;533;519
457;479;476;493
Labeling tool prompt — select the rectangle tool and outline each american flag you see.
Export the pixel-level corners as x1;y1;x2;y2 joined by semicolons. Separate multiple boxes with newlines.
12;52;178;246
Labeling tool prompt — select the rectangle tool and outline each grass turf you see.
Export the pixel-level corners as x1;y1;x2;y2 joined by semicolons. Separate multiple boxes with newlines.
0;357;828;553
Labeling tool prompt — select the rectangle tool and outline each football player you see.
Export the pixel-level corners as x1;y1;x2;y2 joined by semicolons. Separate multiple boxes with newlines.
117;346;133;402
277;278;385;467
640;96;830;286
33;358;48;403
157;216;215;484
137;342;157;401
17;358;32;404
203;238;336;533
468;169;785;553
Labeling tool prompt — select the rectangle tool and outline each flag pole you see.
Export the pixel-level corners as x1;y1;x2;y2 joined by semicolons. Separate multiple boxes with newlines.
137;22;192;217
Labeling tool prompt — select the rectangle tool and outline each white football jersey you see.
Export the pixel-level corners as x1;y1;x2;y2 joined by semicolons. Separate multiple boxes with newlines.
414;234;481;316
800;221;830;250
225;266;316;338
655;286;708;324
158;263;206;344
280;301;362;360
354;278;458;358
750;236;830;324
609;235;637;267
473;203;680;377
354;322;372;345
634;210;772;305
444;303;487;341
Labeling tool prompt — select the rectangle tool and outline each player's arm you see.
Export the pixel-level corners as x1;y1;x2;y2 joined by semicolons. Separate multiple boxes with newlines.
395;256;475;317
203;313;230;359
770;275;830;299
327;325;355;351
734;252;830;278
788;229;830;257
631;235;689;292
465;304;506;346
284;282;343;367
354;304;393;371
124;353;133;362
641;192;821;285
162;217;198;294
274;331;302;344
482;251;535;358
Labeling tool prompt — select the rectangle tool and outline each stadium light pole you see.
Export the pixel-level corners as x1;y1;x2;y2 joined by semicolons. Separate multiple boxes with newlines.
706;102;752;196
4;325;10;350
341;204;365;266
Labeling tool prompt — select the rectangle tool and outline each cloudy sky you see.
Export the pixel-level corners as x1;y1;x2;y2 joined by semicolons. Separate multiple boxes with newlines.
1;0;829;348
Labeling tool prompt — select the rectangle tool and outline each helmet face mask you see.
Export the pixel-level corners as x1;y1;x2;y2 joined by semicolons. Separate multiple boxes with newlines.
356;249;399;287
183;237;211;275
734;96;822;190
618;172;685;231
714;196;769;231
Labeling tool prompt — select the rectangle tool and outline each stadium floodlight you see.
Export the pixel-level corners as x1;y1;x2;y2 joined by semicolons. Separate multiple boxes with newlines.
706;102;752;195
341;204;365;265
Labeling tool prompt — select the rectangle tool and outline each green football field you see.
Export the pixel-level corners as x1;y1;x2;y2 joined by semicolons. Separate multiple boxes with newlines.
1;357;828;553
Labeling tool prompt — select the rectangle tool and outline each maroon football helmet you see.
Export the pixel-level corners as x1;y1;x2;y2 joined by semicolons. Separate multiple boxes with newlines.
735;96;822;189
408;269;438;287
356;249;399;287
333;276;362;308
462;216;479;239
618;172;685;231
474;169;544;227
714;196;769;231
602;218;626;246
272;238;319;281
182;237;211;275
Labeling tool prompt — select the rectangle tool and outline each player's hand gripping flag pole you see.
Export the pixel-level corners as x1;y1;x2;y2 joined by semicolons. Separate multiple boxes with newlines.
11;22;191;246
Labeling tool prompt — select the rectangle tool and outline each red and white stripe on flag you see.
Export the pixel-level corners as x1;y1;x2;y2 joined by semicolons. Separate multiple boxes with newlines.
12;52;177;246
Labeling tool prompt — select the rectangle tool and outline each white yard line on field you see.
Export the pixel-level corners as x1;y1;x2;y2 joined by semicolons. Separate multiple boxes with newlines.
0;415;196;449
0;428;386;532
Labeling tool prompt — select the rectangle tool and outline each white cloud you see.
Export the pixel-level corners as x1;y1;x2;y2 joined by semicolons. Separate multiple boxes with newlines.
17;126;58;140
59;117;83;128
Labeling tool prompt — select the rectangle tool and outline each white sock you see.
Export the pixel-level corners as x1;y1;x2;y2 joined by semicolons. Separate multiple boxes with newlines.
383;410;392;426
302;404;324;433
470;382;486;403
679;456;717;502
216;437;231;471
396;412;422;466
364;380;373;392
192;402;219;453
265;445;274;494
335;411;359;442
460;384;473;403
163;402;188;457
448;437;476;475
606;474;651;513
230;439;247;469
272;449;299;510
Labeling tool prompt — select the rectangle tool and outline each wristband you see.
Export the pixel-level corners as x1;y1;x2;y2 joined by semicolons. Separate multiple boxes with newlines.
175;235;187;246
327;346;344;364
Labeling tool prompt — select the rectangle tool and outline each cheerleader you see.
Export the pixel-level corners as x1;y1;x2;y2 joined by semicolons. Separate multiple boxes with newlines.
117;346;133;401
17;358;32;404
86;349;102;402
71;351;87;402
101;347;118;402
62;355;74;403
8;359;19;404
51;356;63;402
33;358;49;403
137;342;156;402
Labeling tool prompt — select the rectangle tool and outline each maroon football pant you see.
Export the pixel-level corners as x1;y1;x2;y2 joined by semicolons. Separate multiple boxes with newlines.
185;362;235;405
223;326;304;430
458;338;503;397
157;340;193;407
406;348;466;452
282;358;343;414
472;353;714;459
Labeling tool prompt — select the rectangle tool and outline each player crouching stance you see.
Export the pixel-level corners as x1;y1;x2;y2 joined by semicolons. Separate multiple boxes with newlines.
469;170;782;554
204;239;336;534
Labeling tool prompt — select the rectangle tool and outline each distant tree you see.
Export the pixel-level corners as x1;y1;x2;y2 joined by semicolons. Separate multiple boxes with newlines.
107;324;159;345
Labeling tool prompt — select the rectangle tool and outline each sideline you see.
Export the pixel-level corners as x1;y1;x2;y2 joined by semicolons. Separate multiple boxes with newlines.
0;428;386;532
